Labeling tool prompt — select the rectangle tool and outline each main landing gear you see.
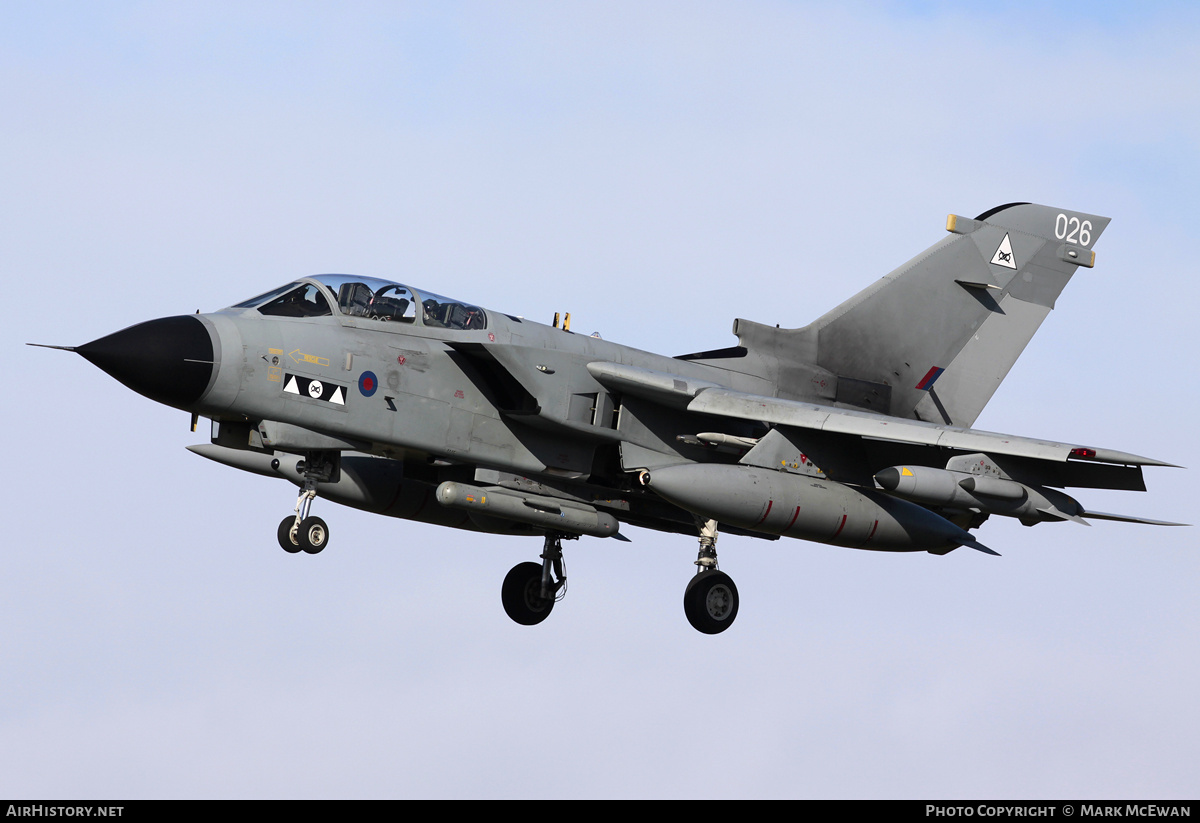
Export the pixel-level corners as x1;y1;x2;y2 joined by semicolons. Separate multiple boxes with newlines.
502;532;571;626
683;518;739;634
275;452;337;555
497;523;739;634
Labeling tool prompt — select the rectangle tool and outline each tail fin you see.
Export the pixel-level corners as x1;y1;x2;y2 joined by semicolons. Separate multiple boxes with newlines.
735;203;1110;426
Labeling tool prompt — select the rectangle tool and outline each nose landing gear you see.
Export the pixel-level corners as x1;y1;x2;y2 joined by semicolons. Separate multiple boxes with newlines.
275;452;338;555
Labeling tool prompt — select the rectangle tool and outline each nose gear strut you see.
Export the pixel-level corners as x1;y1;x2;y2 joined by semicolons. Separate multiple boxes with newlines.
275;451;339;555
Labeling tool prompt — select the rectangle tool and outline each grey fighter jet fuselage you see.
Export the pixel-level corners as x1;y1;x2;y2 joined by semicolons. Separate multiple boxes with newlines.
43;202;1183;633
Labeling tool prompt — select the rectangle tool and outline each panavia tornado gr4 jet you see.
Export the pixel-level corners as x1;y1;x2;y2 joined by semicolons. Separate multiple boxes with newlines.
35;202;1183;634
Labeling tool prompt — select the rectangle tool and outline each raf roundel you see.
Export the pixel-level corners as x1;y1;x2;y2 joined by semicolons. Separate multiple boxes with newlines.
358;370;378;397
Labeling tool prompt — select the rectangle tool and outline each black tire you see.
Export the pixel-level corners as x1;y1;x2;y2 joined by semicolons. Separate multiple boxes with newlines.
298;516;329;554
501;562;555;626
277;516;302;553
683;571;739;634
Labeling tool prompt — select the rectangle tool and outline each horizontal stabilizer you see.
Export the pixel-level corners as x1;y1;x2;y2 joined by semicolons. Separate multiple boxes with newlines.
1078;509;1190;527
961;537;1001;556
1036;507;1092;526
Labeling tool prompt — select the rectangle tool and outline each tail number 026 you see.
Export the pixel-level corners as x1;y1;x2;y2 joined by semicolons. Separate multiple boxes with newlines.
1054;213;1092;246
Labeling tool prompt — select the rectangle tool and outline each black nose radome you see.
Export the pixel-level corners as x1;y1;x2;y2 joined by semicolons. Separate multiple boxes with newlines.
77;315;215;410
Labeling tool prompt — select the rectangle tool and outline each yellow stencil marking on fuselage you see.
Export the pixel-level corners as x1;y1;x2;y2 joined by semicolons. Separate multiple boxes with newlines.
289;349;331;368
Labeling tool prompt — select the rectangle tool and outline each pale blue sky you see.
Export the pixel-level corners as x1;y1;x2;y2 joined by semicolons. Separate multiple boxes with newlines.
3;1;1198;798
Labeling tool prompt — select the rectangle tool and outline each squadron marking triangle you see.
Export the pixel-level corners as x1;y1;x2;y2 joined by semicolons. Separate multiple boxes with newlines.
990;233;1017;269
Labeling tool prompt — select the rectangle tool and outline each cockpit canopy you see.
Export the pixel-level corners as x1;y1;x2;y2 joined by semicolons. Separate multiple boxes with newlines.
232;274;487;330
